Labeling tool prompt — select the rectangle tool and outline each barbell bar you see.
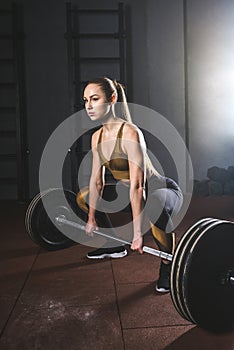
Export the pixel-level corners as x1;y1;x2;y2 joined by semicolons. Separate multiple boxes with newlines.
55;214;173;261
25;188;234;333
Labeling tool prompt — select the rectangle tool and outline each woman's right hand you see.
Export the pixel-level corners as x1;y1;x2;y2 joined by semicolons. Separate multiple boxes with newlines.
131;236;143;254
85;217;99;237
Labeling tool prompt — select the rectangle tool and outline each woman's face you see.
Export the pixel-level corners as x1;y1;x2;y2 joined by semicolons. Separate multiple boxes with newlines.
83;83;112;121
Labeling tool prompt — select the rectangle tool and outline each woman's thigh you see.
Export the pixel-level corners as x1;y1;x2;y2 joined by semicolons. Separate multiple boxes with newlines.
145;188;183;232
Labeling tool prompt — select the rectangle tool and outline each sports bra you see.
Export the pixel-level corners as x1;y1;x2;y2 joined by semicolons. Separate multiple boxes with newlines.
97;122;130;180
97;122;163;182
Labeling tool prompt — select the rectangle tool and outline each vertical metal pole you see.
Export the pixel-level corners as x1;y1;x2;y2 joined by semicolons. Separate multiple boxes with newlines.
73;4;81;111
118;2;126;84
66;2;74;114
183;0;191;192
65;2;80;193
71;4;82;193
12;3;29;201
124;4;132;100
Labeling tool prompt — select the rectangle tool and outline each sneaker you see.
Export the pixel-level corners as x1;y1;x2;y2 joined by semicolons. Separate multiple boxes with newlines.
87;246;127;259
156;261;171;293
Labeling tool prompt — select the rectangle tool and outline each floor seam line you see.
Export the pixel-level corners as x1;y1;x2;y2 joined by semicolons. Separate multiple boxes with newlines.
0;247;41;338
111;260;126;350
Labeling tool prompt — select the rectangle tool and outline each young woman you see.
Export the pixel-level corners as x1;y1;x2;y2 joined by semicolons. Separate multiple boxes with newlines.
76;77;183;293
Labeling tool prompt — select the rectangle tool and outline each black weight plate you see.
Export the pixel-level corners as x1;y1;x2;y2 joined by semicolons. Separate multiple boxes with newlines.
181;220;234;332
25;188;55;236
171;218;217;320
173;219;220;322
27;188;77;251
27;189;73;250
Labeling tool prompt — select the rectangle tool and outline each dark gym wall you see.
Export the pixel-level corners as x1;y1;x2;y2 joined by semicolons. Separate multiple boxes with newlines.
19;0;70;197
18;0;151;197
11;0;234;197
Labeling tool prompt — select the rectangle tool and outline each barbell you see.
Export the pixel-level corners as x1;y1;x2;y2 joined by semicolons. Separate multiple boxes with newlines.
25;188;234;333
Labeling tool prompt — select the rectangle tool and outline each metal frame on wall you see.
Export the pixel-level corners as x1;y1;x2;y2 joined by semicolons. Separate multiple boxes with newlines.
65;2;131;192
0;3;28;201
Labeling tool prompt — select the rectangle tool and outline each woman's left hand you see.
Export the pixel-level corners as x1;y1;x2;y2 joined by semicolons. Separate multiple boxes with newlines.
131;236;143;254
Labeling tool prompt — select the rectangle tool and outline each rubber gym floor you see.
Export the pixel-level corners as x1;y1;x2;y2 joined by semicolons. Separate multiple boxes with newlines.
0;196;233;350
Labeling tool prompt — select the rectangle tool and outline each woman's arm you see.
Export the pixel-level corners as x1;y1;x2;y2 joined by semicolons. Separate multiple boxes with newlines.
122;124;147;253
86;131;104;236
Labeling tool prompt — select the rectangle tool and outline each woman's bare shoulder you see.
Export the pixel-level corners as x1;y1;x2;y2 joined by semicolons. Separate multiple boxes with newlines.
123;122;144;141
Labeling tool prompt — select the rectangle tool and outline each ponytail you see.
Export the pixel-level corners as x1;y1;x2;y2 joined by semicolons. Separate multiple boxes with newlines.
113;80;132;123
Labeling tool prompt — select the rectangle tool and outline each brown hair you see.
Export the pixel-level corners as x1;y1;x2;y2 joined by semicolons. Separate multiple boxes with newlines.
86;77;132;123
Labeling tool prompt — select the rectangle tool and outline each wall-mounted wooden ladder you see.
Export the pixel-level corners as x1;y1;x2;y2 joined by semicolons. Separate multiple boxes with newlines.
65;2;131;192
0;3;28;201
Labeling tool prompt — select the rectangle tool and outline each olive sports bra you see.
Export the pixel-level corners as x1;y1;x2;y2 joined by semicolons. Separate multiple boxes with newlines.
97;122;130;180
